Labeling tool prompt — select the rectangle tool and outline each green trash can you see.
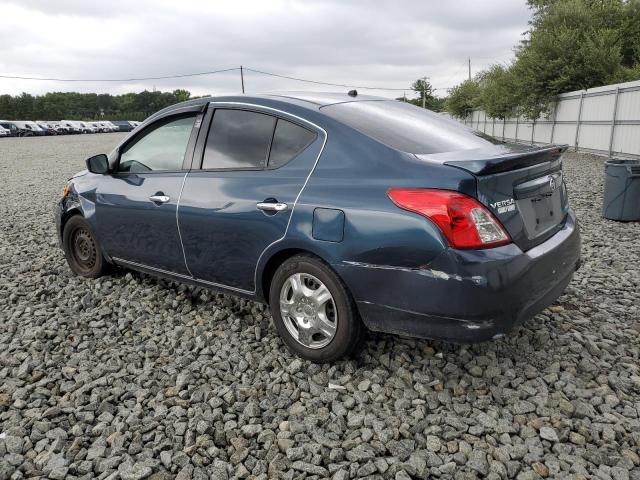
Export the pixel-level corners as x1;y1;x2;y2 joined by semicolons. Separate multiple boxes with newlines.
603;159;640;221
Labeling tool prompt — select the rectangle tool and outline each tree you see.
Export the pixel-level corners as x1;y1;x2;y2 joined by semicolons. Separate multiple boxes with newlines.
447;0;640;120
477;65;517;119
0;90;197;121
173;89;191;103
445;80;481;118
511;0;629;117
412;78;434;102
396;78;446;112
619;0;640;72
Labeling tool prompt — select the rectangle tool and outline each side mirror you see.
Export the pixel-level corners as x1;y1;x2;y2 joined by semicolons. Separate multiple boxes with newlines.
86;154;109;174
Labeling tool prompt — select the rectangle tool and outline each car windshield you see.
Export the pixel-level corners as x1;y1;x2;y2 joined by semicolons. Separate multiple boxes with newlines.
320;100;503;155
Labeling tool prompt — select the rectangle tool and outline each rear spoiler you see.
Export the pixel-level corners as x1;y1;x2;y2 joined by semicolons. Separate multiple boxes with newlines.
443;145;568;175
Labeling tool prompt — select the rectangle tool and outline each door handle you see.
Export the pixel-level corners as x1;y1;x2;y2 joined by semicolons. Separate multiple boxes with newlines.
256;202;288;212
149;195;170;204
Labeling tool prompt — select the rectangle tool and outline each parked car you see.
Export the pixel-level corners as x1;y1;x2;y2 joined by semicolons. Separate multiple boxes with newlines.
104;121;120;132
60;120;84;134
37;121;56;132
0;121;22;136
13;121;46;136
33;121;58;135
110;120;134;132
78;122;98;134
85;122;101;132
97;121;118;132
85;121;109;133
0;125;9;137
46;122;72;135
46;122;69;134
56;93;581;362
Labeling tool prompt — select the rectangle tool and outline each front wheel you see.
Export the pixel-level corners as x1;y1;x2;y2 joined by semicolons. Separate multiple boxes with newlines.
62;215;108;278
269;255;365;363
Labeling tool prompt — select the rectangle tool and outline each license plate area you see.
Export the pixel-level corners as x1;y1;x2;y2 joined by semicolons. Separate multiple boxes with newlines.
514;173;564;240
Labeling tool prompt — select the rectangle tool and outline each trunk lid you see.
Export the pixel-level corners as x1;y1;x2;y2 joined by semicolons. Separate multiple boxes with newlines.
416;144;569;251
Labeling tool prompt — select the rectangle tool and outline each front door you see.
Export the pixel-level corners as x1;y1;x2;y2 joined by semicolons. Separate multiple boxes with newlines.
178;106;323;292
95;114;198;275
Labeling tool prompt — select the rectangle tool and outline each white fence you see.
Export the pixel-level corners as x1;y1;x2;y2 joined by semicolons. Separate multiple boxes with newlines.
463;79;640;159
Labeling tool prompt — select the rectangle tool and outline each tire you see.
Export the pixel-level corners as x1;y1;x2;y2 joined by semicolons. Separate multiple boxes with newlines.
62;215;108;278
269;254;365;362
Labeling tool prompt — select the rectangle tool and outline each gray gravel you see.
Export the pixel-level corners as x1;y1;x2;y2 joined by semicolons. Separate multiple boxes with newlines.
1;134;639;480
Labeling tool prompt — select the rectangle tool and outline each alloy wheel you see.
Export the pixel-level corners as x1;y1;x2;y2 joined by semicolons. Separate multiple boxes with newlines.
279;273;338;349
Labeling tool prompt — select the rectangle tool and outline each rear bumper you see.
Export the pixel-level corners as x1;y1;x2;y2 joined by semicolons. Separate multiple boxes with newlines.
335;210;581;343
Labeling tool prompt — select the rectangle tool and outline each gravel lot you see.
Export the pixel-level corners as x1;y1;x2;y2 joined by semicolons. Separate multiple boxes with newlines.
0;134;639;480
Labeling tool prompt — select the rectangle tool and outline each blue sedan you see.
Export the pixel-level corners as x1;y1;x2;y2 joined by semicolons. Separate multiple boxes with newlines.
56;92;581;362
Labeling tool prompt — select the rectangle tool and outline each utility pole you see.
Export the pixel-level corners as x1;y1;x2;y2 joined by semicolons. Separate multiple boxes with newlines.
468;57;471;81
422;76;429;109
240;65;245;94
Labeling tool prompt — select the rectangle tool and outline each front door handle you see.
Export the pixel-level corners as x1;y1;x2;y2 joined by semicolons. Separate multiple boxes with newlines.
256;202;288;212
149;195;170;204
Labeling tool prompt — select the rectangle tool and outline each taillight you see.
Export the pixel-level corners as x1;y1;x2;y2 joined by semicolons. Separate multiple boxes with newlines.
387;188;511;249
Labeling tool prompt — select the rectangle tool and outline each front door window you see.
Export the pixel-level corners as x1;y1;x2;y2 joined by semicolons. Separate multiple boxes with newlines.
118;116;195;173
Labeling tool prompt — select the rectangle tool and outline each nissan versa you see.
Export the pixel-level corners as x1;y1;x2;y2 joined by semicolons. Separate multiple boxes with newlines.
56;92;581;362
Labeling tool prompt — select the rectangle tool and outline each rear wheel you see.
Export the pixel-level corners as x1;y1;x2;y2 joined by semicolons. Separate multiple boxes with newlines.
62;215;108;278
269;255;364;362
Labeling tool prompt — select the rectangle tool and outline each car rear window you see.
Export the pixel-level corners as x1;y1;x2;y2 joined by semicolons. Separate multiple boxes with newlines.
203;109;276;169
320;100;501;154
268;119;317;168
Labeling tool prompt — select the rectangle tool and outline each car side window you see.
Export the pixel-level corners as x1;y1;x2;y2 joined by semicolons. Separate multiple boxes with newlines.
118;115;196;173
202;109;276;169
268;119;317;168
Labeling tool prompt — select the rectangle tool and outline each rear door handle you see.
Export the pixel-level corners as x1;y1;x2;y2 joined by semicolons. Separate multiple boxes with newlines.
149;195;170;204
256;202;288;212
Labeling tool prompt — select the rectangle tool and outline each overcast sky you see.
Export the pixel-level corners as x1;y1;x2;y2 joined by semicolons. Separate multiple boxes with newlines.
1;0;531;99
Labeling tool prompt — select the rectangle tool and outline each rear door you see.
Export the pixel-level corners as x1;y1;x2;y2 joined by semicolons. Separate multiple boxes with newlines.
95;113;200;274
178;104;323;292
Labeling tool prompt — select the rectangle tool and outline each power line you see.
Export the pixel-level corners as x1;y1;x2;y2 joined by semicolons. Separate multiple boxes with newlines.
247;67;453;91
438;60;469;88
0;67;240;82
243;67;413;91
0;64;453;91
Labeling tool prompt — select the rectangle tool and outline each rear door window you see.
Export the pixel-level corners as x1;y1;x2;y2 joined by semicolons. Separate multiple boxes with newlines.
268;119;317;168
203;109;276;169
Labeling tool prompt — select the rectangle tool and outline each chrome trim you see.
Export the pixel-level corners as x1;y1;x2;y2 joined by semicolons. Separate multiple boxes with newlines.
112;257;253;295
176;172;194;277
256;202;288;212
149;195;170;203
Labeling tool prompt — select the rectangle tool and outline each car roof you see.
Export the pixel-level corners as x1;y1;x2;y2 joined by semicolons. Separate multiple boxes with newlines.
163;91;385;110
264;91;383;106
149;91;392;124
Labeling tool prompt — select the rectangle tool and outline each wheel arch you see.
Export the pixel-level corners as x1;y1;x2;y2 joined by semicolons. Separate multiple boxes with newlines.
60;207;83;238
259;247;338;304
